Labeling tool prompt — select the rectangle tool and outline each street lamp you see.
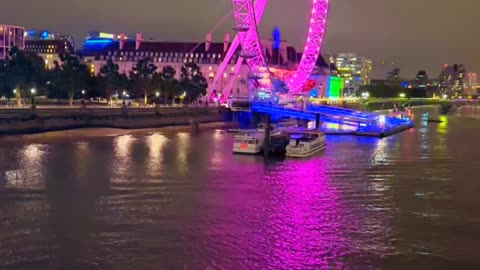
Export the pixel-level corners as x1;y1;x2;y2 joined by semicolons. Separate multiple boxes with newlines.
81;90;86;95
155;92;160;97
30;88;36;109
399;93;406;98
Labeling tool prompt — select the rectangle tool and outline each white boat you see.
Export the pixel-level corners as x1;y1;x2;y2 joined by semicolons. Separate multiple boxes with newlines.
232;124;281;155
233;132;265;154
285;130;326;158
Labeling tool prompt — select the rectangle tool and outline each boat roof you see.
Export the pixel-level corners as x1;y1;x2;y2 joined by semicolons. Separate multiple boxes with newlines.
284;128;325;135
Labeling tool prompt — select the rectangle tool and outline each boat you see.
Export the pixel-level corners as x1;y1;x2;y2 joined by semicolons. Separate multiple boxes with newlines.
232;132;265;154
285;129;326;158
232;124;281;155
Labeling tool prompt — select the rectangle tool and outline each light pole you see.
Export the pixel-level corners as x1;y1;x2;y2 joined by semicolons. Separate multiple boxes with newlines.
81;90;86;108
122;91;127;105
30;88;36;109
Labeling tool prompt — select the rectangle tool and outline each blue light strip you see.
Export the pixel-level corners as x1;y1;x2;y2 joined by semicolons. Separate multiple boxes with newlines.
251;102;414;136
84;39;114;44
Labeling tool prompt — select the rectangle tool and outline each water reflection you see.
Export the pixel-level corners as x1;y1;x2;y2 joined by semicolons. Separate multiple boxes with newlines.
145;133;168;175
6;144;47;189
176;132;191;175
371;138;390;165
0;110;480;269
113;135;135;182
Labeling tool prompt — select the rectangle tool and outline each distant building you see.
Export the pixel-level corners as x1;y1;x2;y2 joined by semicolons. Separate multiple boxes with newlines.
415;70;429;88
26;29;76;50
24;39;75;69
0;24;25;60
325;53;372;96
464;73;477;95
439;64;466;96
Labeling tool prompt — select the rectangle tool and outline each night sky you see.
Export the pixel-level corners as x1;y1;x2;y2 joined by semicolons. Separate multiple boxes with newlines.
3;0;479;79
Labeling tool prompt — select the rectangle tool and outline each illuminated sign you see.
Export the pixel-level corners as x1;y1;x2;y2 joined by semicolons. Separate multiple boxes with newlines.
99;32;115;39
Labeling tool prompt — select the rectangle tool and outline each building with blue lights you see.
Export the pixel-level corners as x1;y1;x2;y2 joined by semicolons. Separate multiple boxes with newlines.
78;31;335;99
26;29;76;50
0;24;25;60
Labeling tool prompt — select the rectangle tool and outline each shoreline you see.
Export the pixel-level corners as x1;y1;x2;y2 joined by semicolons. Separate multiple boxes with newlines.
0;121;238;142
0;107;228;136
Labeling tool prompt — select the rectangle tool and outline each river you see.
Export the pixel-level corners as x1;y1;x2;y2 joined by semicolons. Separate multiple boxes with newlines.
1;106;480;269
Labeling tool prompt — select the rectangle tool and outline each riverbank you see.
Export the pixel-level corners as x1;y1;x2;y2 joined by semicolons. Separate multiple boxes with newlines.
0;121;237;142
0;107;229;136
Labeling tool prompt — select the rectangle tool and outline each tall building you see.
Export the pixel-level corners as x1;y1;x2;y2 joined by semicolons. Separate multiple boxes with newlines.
439;64;466;96
465;73;477;95
0;24;25;60
325;53;372;96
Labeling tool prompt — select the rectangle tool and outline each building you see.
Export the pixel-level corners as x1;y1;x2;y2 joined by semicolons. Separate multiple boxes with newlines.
439;64;466;96
0;24;25;60
25;29;76;50
78;29;338;100
24;39;75;69
464;73;477;95
325;53;372;96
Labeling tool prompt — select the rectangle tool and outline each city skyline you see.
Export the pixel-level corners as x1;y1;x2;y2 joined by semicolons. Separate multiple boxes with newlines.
2;0;479;79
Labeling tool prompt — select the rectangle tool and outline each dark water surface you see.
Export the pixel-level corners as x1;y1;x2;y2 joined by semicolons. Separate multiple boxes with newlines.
1;107;480;270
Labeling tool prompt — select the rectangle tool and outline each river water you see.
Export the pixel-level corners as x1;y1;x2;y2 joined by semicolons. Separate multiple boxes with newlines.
1;107;480;270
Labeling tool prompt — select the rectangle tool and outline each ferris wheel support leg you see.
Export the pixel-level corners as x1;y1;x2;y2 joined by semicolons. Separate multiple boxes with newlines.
206;35;240;98
221;56;245;101
207;0;268;100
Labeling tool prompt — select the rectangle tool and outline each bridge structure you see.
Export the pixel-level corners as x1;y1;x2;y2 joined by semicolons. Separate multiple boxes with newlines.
251;102;414;137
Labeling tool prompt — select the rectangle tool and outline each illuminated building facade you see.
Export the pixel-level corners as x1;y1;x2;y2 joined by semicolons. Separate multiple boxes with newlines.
326;53;372;96
439;64;466;96
0;24;25;60
79;30;336;99
24;39;75;69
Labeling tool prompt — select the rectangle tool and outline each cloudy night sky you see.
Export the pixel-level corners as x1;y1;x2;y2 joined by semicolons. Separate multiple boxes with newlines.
2;0;479;79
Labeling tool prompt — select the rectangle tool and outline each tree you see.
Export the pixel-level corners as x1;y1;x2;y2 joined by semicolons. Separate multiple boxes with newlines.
130;57;157;105
0;47;46;106
159;66;180;104
49;54;90;106
99;59;122;104
179;63;208;104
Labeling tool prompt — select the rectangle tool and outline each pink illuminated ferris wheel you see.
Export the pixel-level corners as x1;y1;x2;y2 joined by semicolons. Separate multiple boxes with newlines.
231;0;330;93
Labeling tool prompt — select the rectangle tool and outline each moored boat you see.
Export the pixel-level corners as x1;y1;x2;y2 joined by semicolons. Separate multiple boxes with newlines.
285;129;326;158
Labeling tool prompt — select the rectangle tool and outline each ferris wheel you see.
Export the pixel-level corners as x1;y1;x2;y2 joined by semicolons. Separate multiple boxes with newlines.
232;0;330;94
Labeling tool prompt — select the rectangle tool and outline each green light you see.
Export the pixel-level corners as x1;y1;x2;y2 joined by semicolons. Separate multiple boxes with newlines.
328;76;343;98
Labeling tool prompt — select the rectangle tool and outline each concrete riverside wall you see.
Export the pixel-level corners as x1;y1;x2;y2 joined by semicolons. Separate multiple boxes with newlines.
0;107;226;135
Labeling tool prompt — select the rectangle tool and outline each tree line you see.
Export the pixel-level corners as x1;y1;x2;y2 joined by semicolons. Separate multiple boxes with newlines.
0;47;209;106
